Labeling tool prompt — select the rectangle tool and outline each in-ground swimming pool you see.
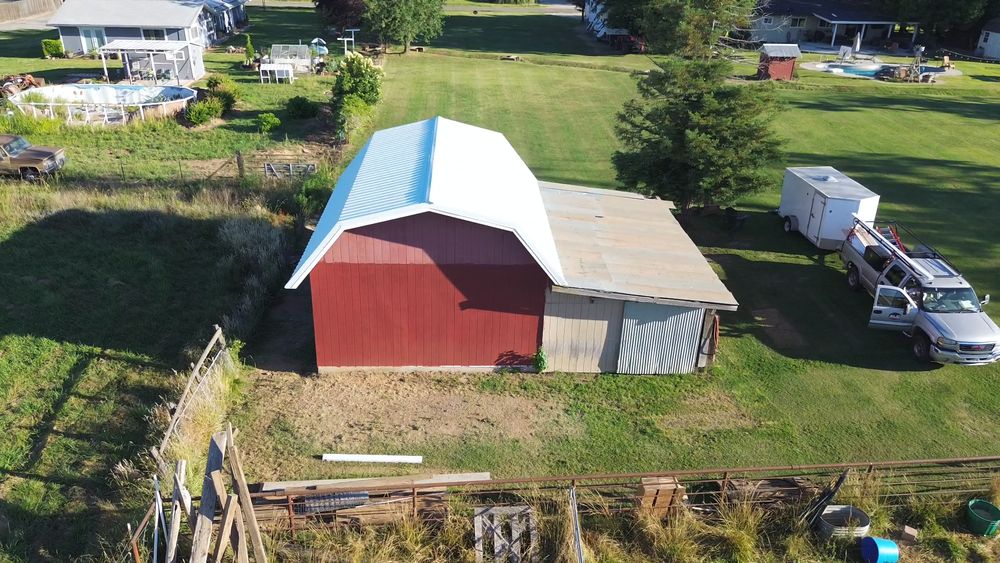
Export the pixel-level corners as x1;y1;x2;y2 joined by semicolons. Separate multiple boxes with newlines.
813;62;946;78
9;84;197;125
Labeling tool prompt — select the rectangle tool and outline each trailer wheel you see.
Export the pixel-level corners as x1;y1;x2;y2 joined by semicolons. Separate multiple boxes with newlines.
911;332;931;363
846;264;862;292
782;216;798;234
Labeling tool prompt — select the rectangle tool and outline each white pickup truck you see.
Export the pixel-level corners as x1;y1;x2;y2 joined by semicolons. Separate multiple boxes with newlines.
841;219;999;365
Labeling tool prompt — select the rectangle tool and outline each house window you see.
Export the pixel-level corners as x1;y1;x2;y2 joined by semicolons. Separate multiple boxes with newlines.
789;17;807;28
985;31;991;43
142;28;166;41
818;20;832;28
761;16;773;25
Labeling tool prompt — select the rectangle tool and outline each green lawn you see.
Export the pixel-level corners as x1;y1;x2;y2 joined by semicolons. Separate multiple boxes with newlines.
242;11;1000;480
0;7;337;180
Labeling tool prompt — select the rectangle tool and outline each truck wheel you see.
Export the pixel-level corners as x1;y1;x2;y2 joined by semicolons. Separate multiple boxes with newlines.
846;265;862;292
19;167;40;182
912;333;931;363
783;216;793;233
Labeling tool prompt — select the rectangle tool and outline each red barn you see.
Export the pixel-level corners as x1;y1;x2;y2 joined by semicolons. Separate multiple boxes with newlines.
758;43;802;81
286;117;739;374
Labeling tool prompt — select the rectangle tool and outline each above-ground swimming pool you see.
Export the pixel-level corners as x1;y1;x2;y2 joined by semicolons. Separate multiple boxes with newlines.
9;84;197;125
811;62;946;78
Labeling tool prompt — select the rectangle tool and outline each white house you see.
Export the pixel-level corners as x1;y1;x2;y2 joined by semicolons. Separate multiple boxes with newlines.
750;0;919;49
48;0;247;56
976;17;1000;60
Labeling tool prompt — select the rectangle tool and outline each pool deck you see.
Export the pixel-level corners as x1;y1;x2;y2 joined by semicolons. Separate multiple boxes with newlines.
800;61;964;80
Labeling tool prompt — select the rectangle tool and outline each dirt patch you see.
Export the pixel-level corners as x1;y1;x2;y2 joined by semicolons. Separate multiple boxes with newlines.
753;307;807;348
242;370;581;474
660;390;756;435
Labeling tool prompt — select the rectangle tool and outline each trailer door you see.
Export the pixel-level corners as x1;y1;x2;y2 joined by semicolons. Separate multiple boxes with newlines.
806;193;827;244
869;285;918;331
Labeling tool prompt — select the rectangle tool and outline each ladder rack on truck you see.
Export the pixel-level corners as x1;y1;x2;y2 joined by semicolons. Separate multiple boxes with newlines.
847;217;943;282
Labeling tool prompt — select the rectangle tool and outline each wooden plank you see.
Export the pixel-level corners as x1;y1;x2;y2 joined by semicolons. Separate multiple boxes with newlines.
190;431;227;563
161;327;223;452
166;459;187;563
473;508;485;563
226;425;267;562
233;506;250;563
210;469;247;562
212;495;239;563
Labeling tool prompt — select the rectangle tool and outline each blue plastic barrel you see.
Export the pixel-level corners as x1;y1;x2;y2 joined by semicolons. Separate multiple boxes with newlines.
860;537;900;563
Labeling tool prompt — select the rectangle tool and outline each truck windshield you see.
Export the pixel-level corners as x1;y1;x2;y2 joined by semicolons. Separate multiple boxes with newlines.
920;287;981;313
2;137;31;156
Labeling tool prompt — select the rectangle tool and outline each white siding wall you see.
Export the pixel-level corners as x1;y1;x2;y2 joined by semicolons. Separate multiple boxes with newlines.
617;302;705;375
979;31;1000;59
542;290;623;373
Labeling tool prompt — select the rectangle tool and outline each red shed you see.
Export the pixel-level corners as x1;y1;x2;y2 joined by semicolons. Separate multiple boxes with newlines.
758;43;802;81
285;117;566;371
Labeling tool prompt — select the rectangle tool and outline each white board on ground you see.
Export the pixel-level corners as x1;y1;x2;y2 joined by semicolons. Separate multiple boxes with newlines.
321;453;423;464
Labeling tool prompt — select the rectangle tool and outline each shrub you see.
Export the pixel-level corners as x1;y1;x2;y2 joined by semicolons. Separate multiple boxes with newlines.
256;112;280;133
333;53;383;105
294;167;335;216
210;88;238;113
0;112;62;135
532;347;548;372
41;39;64;58
286;96;319;119
187;97;224;125
244;34;256;65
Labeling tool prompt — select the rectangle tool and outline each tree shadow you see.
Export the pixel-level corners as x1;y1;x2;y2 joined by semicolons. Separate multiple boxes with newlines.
0;208;243;558
782;93;999;122
684;213;937;371
434;14;627;57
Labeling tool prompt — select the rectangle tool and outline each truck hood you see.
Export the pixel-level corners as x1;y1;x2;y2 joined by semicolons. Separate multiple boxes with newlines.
926;312;1000;343
14;147;63;162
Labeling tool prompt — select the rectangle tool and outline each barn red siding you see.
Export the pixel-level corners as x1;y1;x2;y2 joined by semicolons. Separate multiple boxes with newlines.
309;212;549;368
758;55;797;80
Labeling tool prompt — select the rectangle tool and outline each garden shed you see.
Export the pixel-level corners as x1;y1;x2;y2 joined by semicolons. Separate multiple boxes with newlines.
758;43;801;81
286;117;738;374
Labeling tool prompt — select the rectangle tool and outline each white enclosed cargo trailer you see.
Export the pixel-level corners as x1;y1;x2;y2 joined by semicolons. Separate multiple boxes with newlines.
778;166;880;250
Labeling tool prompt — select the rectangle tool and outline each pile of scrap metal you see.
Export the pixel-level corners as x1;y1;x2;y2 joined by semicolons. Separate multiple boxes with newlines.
718;476;823;505
1;74;43;98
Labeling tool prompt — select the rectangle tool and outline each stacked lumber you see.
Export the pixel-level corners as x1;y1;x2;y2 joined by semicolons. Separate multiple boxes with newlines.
637;476;686;517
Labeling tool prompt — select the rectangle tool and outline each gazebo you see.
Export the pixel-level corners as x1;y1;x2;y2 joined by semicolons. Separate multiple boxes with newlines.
99;40;205;85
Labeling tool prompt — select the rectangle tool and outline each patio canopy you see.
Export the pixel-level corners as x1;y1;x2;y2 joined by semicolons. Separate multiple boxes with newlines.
100;39;190;54
98;40;191;86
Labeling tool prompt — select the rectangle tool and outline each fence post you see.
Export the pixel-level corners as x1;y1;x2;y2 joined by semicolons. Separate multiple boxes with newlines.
236;151;245;178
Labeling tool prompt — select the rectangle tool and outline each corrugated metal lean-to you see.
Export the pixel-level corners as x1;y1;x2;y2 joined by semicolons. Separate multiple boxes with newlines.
617;302;705;374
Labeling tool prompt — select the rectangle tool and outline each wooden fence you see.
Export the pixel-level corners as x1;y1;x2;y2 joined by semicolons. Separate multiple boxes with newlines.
150;325;231;475
0;0;61;23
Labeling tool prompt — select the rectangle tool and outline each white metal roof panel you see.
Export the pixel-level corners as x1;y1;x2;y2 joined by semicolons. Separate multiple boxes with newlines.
540;182;739;310
786;166;879;200
101;39;191;52
285;117;566;289
762;43;802;58
50;0;201;28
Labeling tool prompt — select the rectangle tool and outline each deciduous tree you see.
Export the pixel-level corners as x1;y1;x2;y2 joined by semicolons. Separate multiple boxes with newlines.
612;58;783;212
603;0;754;56
363;0;445;53
314;0;365;28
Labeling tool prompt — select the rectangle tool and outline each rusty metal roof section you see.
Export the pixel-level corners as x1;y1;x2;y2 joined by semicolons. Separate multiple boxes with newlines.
539;181;739;311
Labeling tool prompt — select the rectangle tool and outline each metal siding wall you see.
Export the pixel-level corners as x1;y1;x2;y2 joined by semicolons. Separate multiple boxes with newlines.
311;213;547;368
542;291;623;373
617;302;705;375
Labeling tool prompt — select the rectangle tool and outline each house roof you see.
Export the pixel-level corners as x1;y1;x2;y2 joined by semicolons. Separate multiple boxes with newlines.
759;0;916;24
285;117;566;289
761;43;802;57
49;0;202;28
984;17;1000;33
539;182;738;311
